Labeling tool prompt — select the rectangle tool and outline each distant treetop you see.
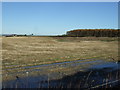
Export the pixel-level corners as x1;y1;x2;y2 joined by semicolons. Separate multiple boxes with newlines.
66;29;119;37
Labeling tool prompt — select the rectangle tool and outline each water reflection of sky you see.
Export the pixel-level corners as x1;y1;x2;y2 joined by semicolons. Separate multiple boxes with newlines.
91;62;120;70
3;60;120;88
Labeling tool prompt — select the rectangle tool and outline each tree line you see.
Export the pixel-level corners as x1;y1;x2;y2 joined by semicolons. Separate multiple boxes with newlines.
66;29;120;37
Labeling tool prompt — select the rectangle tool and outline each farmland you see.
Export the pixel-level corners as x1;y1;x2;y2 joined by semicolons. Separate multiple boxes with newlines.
1;36;119;88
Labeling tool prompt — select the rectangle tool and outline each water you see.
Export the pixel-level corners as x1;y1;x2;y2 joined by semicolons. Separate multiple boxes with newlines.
4;58;101;70
3;59;104;75
91;62;120;71
2;60;120;88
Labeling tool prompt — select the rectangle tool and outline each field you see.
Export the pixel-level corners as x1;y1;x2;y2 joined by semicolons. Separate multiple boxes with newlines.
2;36;119;88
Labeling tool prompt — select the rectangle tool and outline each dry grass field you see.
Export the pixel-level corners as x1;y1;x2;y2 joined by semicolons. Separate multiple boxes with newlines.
2;36;119;81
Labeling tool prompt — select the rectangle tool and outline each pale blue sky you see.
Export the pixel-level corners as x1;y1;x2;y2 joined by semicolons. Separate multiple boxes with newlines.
2;2;118;35
0;2;2;34
2;0;120;2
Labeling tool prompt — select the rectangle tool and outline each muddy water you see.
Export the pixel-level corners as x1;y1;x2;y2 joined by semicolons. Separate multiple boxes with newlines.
2;60;120;88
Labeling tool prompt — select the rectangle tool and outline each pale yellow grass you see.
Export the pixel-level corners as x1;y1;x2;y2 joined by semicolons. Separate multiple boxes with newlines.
2;37;118;67
2;36;119;81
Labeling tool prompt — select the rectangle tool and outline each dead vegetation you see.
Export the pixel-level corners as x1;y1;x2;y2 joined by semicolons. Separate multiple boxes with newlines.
2;36;119;81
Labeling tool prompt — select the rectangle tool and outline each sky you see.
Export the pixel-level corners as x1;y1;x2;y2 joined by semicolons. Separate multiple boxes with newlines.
2;2;118;35
2;0;120;2
0;2;2;34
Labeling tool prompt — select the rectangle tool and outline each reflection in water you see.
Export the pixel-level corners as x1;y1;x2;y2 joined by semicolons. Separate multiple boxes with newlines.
2;61;120;88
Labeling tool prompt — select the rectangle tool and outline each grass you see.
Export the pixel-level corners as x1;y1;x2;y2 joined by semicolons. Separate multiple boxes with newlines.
2;36;119;81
